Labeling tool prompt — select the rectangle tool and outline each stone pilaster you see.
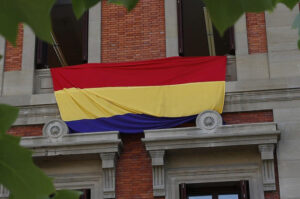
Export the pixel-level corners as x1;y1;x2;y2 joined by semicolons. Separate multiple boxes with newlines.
149;150;165;197
0;185;9;198
100;152;117;199
259;144;276;191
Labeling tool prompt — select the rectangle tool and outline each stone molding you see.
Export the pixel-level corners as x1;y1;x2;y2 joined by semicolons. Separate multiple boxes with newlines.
196;110;223;132
142;122;280;151
0;185;9;199
259;144;276;191
51;173;102;199
149;150;165;197
100;153;117;199
42;119;68;140
21;121;122;157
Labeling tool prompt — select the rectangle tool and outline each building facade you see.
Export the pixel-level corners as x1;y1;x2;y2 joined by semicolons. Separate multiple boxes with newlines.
0;0;300;198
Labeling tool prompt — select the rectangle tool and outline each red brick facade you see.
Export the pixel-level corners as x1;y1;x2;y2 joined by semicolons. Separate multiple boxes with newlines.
116;133;155;199
246;12;268;54
222;110;273;124
101;0;166;63
7;125;43;137
4;24;24;72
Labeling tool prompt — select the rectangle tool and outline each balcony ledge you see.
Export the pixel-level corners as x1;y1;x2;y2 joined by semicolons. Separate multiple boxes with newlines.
142;122;280;151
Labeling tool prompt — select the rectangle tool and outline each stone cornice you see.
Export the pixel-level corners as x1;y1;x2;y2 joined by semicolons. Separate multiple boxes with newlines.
21;131;122;157
142;122;280;151
224;87;300;112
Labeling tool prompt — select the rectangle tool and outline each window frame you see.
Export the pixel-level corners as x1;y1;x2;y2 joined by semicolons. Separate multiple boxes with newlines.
180;181;249;199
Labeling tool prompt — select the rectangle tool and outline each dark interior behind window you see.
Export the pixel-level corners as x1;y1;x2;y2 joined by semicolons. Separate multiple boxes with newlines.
180;181;249;199
35;0;88;69
178;0;235;56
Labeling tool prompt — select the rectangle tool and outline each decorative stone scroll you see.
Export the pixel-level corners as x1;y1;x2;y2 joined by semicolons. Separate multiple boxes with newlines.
196;110;223;132
149;150;165;197
0;185;9;198
42;119;68;140
100;153;117;199
259;144;276;191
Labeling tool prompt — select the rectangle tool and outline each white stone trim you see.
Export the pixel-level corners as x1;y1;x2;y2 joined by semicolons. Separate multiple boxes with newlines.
52;173;103;199
0;185;9;199
88;2;101;63
0;36;5;96
164;0;178;57
259;144;276;191
21;130;121;157
21;26;35;73
234;14;249;55
100;153;117;199
149;150;165;197
143;122;280;151
166;164;264;199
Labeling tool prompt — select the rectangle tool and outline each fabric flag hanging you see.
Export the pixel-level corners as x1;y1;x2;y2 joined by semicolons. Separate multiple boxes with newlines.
50;56;226;133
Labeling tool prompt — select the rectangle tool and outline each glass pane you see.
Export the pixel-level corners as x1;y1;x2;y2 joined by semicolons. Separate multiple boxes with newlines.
218;194;239;199
189;196;212;199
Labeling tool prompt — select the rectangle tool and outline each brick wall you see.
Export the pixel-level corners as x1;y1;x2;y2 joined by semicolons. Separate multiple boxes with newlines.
116;133;155;199
101;0;166;63
246;12;268;54
222;110;273;124
7;125;43;137
4;24;24;72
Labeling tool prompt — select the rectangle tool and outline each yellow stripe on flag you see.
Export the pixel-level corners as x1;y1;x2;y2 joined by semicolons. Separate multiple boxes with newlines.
55;81;225;121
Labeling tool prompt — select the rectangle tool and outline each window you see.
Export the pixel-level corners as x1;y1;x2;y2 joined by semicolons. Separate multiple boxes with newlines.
177;0;235;56
50;189;91;199
180;181;249;199
35;0;88;69
79;189;91;199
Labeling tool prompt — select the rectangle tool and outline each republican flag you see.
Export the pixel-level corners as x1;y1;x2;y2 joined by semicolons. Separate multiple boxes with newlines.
50;56;226;133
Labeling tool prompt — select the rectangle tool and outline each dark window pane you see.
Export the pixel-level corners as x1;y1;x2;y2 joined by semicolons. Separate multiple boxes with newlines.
35;0;88;69
79;189;91;199
213;26;235;56
181;0;209;56
178;0;235;56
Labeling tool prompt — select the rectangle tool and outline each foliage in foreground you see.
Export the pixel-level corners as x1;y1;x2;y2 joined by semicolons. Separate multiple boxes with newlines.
0;104;81;199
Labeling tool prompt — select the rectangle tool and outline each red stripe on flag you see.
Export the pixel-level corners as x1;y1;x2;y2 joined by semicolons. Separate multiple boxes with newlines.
51;56;226;91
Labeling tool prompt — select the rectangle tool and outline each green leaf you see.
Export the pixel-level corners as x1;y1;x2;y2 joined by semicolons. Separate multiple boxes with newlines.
202;0;276;35
0;0;55;44
52;190;82;199
108;0;139;11
0;104;19;134
0;133;55;199
71;0;100;19
278;0;299;9
292;13;300;49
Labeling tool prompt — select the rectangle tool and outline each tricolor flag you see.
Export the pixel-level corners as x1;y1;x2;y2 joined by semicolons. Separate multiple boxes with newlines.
51;56;226;133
